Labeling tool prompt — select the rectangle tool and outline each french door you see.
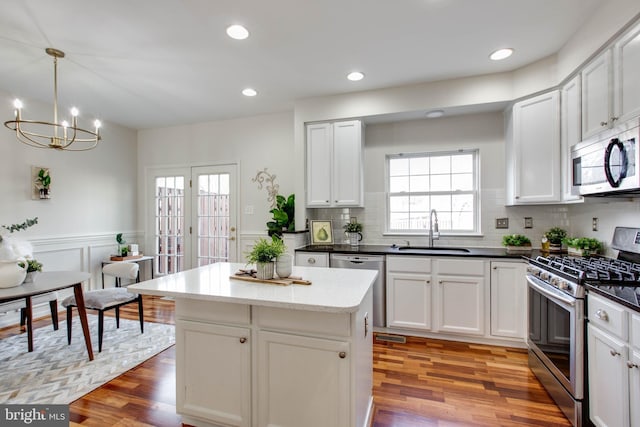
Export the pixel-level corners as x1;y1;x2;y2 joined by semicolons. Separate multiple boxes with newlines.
148;164;238;276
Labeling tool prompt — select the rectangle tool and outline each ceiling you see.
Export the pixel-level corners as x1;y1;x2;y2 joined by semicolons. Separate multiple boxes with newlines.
0;0;606;131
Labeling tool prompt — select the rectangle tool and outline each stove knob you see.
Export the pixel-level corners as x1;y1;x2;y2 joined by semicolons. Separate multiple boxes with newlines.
540;272;550;281
549;277;559;286
558;281;569;291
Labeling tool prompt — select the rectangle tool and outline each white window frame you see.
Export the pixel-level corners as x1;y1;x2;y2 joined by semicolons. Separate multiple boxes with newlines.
385;149;480;236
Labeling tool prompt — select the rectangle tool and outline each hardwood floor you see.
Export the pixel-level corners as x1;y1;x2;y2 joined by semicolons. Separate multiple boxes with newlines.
1;296;571;426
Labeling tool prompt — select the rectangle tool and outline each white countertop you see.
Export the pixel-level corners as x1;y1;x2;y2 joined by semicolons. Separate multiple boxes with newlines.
127;262;377;313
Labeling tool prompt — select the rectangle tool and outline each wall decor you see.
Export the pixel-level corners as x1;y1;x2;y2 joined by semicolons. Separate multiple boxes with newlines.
31;166;51;200
252;168;279;209
310;220;333;245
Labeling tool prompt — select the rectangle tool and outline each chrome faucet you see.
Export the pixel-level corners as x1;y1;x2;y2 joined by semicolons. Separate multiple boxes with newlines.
429;209;439;247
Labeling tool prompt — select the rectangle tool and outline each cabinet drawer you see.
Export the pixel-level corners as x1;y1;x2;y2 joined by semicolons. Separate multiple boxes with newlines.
255;306;351;338
632;313;640;351
588;292;628;340
437;258;485;276
176;299;250;325
295;252;329;268
387;256;431;274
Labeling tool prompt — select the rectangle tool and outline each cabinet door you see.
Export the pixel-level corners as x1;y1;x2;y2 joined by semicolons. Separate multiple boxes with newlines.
176;320;251;427
588;324;629;427
332;120;363;207
613;21;640;124
306;123;333;207
386;272;431;330
257;331;350;427
632;350;640;427
490;262;526;339
294;251;329;267
582;50;613;138
561;75;583;202
435;275;484;335
511;90;561;203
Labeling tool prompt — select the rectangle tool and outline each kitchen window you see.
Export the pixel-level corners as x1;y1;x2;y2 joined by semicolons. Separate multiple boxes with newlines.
386;150;479;234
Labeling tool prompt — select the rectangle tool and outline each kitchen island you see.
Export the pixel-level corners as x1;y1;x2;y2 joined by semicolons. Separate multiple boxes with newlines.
127;262;376;427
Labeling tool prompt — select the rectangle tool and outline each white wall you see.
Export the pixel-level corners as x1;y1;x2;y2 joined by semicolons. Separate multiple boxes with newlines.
0;89;138;289
136;111;295;242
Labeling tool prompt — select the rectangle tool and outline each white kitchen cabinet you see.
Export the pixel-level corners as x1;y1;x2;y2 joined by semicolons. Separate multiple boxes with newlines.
257;331;350;427
582;20;640;139
386;256;432;330
588;323;629;427
490;261;527;340
582;50;613;139
587;292;640;427
613;21;640;126
295;251;329;267
306;120;364;207
434;258;485;336
505;90;561;204
561;75;583;202
176;320;251;427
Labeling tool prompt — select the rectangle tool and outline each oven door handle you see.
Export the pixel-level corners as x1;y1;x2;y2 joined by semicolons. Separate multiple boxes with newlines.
526;275;576;307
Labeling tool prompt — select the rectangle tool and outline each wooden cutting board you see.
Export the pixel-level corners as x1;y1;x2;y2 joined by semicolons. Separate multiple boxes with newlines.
230;272;311;286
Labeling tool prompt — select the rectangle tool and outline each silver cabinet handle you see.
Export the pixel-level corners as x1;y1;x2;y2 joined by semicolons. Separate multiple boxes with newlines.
627;361;638;369
339;351;346;359
610;349;620;357
364;315;369;338
439;280;443;284
426;280;430;284
600;120;609;126
239;337;247;344
595;309;609;322
611;116;619;122
308;258;316;264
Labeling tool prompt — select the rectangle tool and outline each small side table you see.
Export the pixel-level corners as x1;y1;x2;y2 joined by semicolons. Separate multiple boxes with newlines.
101;255;154;288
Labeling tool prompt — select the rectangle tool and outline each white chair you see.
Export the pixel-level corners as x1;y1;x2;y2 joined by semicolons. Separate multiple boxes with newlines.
62;263;143;352
0;291;59;330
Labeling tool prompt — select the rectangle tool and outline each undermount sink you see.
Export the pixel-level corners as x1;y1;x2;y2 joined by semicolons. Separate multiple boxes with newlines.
396;246;471;253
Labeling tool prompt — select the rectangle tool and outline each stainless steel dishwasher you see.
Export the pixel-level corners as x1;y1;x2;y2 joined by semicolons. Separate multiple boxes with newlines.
329;254;385;327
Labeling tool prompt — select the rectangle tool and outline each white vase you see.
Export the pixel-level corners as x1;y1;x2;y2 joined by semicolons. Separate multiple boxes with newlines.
0;259;27;288
276;254;292;278
255;262;275;280
24;271;39;283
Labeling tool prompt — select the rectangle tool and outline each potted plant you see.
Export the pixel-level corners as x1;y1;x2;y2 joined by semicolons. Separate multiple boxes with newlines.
343;221;363;247
246;236;286;280
19;258;43;283
502;234;532;254
35;168;51;199
116;233;128;257
544;227;567;252
267;194;295;238
562;237;602;257
0;217;38;288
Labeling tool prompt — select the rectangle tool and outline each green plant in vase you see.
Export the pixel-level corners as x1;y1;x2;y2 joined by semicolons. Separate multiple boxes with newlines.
267;194;295;238
562;237;602;256
246;236;286;280
544;227;567;252
502;234;532;254
343;221;363;246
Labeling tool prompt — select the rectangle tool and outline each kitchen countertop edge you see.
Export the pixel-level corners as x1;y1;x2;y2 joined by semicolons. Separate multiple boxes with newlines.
296;244;542;259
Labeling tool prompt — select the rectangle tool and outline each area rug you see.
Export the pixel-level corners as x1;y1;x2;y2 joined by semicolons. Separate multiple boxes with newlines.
0;315;175;404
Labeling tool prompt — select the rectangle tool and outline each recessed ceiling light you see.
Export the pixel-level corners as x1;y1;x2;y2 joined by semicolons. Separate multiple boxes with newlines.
242;88;257;97
347;71;364;81
226;24;249;40
426;110;444;118
489;48;514;61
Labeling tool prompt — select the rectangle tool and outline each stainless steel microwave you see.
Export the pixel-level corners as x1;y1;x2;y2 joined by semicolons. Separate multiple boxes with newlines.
571;118;640;196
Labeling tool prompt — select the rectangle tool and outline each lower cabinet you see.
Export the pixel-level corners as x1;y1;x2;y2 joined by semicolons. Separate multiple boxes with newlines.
257;331;350;427
386;256;432;330
175;294;373;427
295;251;329;267
587;292;639;427
490;261;527;339
177;320;251;427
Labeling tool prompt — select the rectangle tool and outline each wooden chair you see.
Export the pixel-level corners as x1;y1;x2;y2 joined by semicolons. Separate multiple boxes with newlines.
62;263;143;352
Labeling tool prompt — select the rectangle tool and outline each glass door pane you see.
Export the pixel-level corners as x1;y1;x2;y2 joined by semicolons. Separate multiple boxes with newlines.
154;175;186;274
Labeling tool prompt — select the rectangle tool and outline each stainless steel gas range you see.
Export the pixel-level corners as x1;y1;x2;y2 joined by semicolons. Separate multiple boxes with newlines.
526;227;640;427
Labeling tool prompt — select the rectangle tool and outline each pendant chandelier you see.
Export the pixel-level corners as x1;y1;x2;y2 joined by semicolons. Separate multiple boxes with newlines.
4;48;102;151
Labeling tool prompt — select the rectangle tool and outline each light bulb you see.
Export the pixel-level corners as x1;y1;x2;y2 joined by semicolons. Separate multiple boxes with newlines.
13;99;23;109
61;120;69;128
347;71;364;81
70;107;79;117
94;120;102;129
226;25;249;40
242;88;257;97
489;48;514;61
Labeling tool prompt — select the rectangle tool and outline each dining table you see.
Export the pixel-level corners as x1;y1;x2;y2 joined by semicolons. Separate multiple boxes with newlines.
0;271;94;361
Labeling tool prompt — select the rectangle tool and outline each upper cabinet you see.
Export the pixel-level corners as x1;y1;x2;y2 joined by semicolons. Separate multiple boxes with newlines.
505;90;561;205
561;75;583;203
306;120;364;208
582;20;640;139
